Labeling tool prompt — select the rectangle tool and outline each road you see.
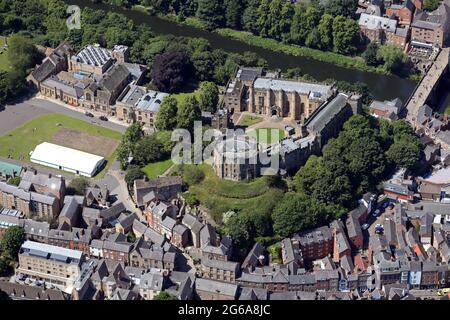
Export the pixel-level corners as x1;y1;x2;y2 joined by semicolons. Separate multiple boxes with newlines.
1;96;127;134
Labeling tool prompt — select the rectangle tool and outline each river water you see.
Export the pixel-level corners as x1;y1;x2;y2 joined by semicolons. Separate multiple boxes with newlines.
67;0;417;101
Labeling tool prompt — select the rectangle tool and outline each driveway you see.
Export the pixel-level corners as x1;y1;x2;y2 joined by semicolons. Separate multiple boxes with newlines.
0;102;49;135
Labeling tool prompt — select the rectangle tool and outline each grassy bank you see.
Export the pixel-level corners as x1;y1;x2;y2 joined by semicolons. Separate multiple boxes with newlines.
185;164;284;222
142;159;173;179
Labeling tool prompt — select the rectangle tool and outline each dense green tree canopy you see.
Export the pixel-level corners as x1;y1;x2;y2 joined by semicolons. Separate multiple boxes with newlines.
0;226;25;260
67;177;90;196
155;96;179;131
125;165;144;185
198;81;219;113
176;95;201;132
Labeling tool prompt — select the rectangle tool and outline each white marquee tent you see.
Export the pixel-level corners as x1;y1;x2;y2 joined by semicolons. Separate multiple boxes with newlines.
30;142;105;177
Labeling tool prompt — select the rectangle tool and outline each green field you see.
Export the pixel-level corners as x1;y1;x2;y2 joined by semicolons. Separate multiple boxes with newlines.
0;37;10;72
248;128;285;144
0;114;122;178
185;164;284;222
239;114;263;127
142;159;173;179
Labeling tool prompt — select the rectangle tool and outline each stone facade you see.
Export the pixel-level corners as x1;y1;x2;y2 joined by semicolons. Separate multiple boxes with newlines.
224;68;333;121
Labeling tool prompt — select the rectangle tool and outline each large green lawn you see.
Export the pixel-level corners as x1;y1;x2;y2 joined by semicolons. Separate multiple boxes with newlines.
248;128;285;144
0;114;122;178
186;164;284;222
141;159;173;179
0;37;10;72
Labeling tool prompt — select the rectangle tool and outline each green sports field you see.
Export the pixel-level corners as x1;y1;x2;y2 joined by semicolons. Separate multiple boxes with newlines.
0;114;122;177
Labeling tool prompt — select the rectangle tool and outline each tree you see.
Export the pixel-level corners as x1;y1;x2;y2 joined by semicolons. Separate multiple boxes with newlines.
386;137;421;169
386;121;421;169
423;0;440;11
272;193;340;238
362;42;380;66
225;214;254;255
191;50;214;81
0;226;25;260
196;0;224;30
0;257;8;276
224;0;242;29
127;231;136;243
7;176;21;186
256;0;272;37
125;165;144;185
151;51;192;93
123;122;144;145
133;135;164;164
242;0;260;33
67;177;90;196
154;130;176;156
305;28;322;49
279;1;294;42
155;96;179;131
176;95;201;132
198;81;219;113
180;165;205;186
377;44;409;74
153;291;178;300
185;193;200;207
317;14;334;50
332;16;360;55
7;34;42;75
325;0;358;17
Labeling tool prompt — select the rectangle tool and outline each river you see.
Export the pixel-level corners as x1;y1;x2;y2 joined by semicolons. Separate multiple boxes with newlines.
67;0;417;101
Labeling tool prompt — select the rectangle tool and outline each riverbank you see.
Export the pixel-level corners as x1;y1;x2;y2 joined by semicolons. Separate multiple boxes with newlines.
129;5;418;79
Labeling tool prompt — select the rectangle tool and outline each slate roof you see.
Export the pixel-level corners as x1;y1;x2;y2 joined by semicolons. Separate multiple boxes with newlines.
202;258;240;272
195;278;238;298
306;93;349;134
242;242;265;271
0;281;69;300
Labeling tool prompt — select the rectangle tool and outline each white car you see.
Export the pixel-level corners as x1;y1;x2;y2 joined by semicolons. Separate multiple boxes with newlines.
362;223;370;230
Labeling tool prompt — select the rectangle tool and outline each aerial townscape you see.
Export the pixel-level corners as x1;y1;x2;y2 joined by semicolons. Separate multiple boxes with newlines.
1;0;450;305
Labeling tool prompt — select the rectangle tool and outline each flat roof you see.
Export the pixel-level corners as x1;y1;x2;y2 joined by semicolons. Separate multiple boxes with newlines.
21;240;83;264
30;142;105;177
0;160;22;177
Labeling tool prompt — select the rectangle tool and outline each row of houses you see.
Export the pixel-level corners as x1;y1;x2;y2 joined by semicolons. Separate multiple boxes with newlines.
358;0;450;50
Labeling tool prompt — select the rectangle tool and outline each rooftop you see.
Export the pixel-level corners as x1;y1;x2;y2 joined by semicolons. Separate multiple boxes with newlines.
20;240;83;265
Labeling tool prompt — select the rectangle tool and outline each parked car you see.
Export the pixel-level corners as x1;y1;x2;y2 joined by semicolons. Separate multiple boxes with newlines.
372;209;381;217
85;111;94;117
362;223;370;230
381;201;390;209
99;116;108;121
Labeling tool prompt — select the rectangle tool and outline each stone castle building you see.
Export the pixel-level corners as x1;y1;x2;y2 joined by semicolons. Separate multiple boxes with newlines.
224;68;334;121
213;93;362;181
